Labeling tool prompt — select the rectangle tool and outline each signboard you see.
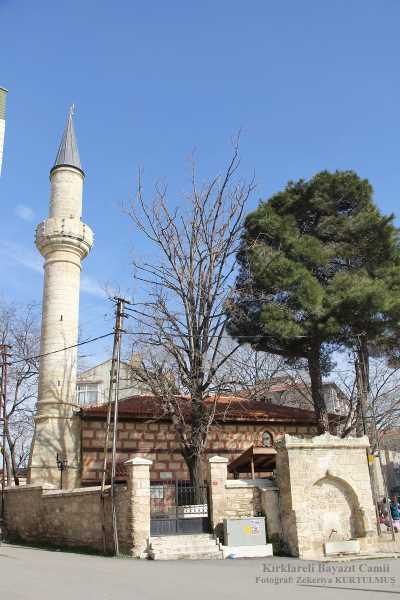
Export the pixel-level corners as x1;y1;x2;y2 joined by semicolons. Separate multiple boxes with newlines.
244;520;261;535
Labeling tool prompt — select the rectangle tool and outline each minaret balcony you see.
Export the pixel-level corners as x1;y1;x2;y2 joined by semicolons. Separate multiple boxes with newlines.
35;217;94;259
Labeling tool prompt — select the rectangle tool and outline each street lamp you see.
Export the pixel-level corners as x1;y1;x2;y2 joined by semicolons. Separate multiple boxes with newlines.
56;453;68;490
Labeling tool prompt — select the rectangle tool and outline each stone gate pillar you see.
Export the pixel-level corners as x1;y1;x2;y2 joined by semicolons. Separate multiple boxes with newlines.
208;456;228;537
125;457;152;558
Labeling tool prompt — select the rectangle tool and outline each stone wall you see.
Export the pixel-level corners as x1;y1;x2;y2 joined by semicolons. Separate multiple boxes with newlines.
82;419;318;483
208;456;281;545
2;484;120;554
275;433;378;559
224;481;262;518
2;457;152;558
260;487;283;551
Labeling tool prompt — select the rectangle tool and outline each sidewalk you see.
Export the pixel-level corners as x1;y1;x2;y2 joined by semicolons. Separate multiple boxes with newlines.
1;543;400;600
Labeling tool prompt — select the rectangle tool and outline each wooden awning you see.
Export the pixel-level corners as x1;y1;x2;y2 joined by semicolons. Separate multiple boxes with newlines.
228;445;277;479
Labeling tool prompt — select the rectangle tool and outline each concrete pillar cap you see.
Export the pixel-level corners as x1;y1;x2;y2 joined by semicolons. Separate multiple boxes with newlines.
124;457;153;466
209;455;229;464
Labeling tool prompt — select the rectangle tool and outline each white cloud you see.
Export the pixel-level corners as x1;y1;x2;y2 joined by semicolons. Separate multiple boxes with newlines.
0;240;42;273
15;204;35;222
0;240;106;299
81;274;107;298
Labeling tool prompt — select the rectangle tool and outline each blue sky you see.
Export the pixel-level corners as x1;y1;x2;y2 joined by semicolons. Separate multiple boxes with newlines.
1;1;400;365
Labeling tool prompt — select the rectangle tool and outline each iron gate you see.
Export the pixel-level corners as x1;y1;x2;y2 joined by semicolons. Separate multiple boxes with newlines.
150;479;210;536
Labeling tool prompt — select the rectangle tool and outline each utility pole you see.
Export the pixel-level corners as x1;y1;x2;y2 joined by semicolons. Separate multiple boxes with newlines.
0;344;11;542
100;298;129;556
354;335;395;540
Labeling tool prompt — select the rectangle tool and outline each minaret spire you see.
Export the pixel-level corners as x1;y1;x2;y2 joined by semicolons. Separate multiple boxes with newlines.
53;104;83;173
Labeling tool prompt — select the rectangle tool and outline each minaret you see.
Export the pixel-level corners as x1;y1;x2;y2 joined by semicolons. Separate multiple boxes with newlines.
0;87;8;176
28;107;93;488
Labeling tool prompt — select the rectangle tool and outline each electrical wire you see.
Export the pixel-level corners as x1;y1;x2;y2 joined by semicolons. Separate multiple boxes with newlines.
0;327;368;377
7;332;114;366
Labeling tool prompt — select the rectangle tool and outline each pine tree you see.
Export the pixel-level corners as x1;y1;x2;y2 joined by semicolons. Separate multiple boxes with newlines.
226;171;400;433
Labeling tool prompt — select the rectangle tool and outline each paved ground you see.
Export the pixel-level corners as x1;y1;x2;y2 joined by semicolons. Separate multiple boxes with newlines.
1;543;400;599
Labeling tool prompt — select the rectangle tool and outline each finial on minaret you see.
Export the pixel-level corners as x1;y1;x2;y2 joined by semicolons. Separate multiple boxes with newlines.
52;104;83;174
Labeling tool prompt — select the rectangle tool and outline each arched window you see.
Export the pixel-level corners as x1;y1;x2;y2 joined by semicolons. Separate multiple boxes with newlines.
262;431;273;448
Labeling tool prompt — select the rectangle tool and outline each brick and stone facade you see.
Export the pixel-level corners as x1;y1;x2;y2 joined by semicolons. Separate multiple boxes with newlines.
80;396;320;484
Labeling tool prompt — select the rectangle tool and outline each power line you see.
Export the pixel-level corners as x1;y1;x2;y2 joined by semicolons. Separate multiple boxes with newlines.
0;328;377;377
8;333;114;366
122;330;310;340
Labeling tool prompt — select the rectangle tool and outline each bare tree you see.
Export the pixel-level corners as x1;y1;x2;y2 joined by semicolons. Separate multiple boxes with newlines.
214;344;284;398
0;301;39;485
127;142;255;492
330;355;400;443
367;359;400;444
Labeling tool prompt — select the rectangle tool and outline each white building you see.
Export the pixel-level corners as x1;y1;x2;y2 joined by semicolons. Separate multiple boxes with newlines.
77;357;148;406
246;377;348;415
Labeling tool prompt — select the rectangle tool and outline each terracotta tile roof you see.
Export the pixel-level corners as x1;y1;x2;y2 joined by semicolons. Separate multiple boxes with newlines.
81;394;319;424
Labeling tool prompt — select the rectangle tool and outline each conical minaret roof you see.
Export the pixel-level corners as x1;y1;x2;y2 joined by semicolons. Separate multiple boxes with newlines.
52;105;83;174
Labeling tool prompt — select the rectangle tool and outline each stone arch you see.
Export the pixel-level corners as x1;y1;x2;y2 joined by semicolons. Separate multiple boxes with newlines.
308;473;365;542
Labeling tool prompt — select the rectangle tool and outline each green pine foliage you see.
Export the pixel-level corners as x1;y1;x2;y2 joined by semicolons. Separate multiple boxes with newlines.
226;170;400;432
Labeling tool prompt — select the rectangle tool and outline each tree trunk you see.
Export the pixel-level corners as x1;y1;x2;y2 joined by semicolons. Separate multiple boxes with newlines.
2;446;12;486
308;343;329;433
186;389;206;503
355;360;366;437
186;453;205;504
355;338;371;440
5;424;19;485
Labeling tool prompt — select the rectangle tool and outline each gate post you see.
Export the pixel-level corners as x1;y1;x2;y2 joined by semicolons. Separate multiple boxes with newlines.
125;457;153;558
208;456;228;538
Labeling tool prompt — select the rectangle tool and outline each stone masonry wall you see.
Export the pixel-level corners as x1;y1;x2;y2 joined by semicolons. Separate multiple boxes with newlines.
2;484;129;554
224;482;262;518
2;458;153;558
208;457;281;545
82;419;318;483
275;433;378;559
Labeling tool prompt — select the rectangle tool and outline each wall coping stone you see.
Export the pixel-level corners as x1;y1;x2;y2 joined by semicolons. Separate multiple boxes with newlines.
225;479;277;490
209;455;229;463
43;485;111;498
5;483;57;493
124;457;153;466
275;432;370;450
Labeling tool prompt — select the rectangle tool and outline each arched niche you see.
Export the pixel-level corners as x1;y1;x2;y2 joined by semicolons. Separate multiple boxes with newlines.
308;473;366;542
